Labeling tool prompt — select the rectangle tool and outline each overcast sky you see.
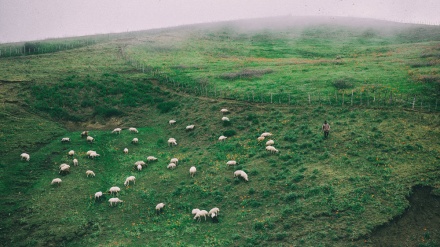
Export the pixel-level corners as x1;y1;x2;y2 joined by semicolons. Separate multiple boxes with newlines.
1;0;439;43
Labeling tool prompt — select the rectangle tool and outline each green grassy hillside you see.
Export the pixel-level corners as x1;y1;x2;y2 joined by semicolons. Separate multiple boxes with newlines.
0;17;439;247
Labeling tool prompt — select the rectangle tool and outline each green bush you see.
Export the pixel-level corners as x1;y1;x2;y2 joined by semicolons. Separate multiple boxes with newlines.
223;129;237;137
157;101;178;113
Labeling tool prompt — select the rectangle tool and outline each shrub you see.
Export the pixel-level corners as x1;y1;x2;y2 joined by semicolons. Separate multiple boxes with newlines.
94;106;124;118
223;129;237;137
332;79;354;90
157;101;178;113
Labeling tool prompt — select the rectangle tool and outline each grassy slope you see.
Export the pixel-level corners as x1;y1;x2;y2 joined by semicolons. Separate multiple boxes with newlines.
0;18;439;247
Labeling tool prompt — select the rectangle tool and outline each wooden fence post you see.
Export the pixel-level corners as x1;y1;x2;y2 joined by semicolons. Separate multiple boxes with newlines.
412;96;416;109
308;93;311;104
351;90;353;106
342;92;345;106
271;93;273;104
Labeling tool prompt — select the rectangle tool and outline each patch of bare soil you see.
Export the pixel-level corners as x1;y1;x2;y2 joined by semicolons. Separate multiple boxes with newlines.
366;186;440;246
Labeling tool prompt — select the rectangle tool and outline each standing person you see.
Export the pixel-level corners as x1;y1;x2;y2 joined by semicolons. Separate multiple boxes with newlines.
322;121;330;138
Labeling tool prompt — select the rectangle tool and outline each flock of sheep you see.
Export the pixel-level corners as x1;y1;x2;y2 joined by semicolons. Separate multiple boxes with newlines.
20;108;279;223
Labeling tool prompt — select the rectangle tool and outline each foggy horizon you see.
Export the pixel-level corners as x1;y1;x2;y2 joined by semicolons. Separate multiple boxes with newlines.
1;0;440;44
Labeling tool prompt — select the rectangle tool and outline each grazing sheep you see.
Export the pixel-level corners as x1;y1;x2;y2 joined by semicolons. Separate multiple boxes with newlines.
109;198;123;206
132;138;138;144
59;164;70;174
192;208;200;215
81;131;88;138
68;150;75;156
147;156;158;162
86;150;95;156
112;128;122;134
218;136;227;141
20;153;30;161
135;161;146;166
209;207;220;218
137;164;142;171
156;203;165;212
168;138;177;146
51;178;62;185
226;160;237;166
170;158;178;164
169;120;176;125
261;132;272;137
109;186;121;194
124;176;136;186
167;163;176;169
257;136;265;142
59;163;69;169
129;127;139;133
189;166;196;177
186;125;195;131
194;210;209;222
86;170;95;177
266;140;274;146
87;136;94;143
89;152;100;159
265;145;279;153
94;191;103;200
222;117;230;122
61;137;71;143
123;148;128;154
234;170;249;181
73;159;78;166
220;108;229;113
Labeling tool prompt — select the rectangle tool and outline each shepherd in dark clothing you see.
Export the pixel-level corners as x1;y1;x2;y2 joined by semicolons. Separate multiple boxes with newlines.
322;121;330;138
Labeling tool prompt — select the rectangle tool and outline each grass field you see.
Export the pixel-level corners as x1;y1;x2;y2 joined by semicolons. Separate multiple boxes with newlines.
0;17;439;246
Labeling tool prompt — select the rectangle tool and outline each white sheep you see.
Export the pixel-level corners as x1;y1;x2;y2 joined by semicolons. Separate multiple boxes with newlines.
86;150;95;156
59;164;70;174
208;207;220;218
265;145;279;153
109;186;121;194
156;203;165;212
51;178;62;185
89;152;100;159
87;136;94;143
220;108;229;113
169;120;176;125
192;208;200;215
222;117;230;122
167;163;176;169
261;132;272;137
234;170;249;181
189;166;197;177
61;137;71;143
266;140;274;146
124;176;136;186
137;164;142;171
20;153;30;161
135;161;146;166
170;158;178;164
129;127;139;133
132;138;138;144
73;159;78;166
257;136;265;142
81;131;88;138
86;170;95;177
68;150;75;156
123;148;128;154
194;210;209;221
109;198;123;206
94;191;103;200
218;136;227;141
168;138;177;146
59;163;69;169
147;156;158;162
186;125;195;131
112;128;122;134
226;160;237;166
